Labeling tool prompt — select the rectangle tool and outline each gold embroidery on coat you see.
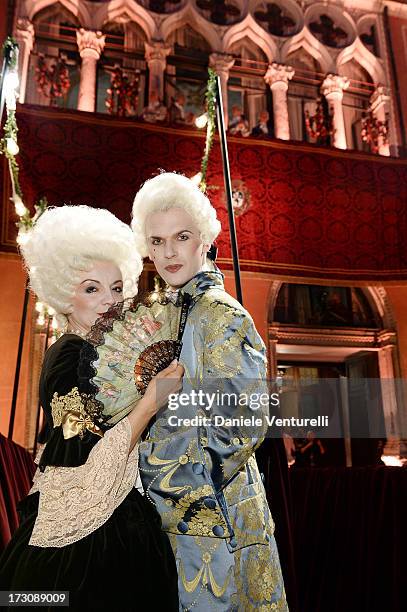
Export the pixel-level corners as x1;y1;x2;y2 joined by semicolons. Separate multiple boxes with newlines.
179;552;233;597
162;485;229;537
145;454;192;494
233;543;288;611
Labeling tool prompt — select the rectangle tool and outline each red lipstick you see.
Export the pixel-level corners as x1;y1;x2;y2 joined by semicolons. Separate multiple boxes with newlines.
165;264;183;273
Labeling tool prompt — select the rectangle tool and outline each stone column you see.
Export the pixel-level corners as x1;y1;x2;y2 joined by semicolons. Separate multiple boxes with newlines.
321;74;349;149
377;345;400;455
209;53;235;128
76;29;105;112
264;62;294;140
14;18;35;104
267;336;278;381
144;41;171;101
370;85;391;156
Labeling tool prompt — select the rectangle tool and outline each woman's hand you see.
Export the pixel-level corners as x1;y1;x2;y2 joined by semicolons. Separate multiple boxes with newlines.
126;360;184;450
141;360;184;417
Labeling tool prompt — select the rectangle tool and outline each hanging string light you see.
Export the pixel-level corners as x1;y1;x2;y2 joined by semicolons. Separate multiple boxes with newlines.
35;301;56;335
0;37;48;246
1;39;55;335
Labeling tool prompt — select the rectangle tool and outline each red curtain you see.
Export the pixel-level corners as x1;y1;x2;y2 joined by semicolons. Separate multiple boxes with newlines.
0;434;36;552
289;466;405;612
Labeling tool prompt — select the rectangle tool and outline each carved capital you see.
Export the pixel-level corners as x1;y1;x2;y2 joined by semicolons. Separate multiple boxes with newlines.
209;53;235;76
144;41;171;67
264;62;295;90
321;74;349;100
15;18;35;51
76;29;105;59
370;85;391;113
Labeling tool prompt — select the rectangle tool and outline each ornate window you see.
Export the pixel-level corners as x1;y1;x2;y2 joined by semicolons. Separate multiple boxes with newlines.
96;23;146;117
228;38;269;132
273;284;379;328
253;1;302;37
165;26;211;119
285;48;322;142
338;59;374;152
308;12;354;49
137;0;184;14
195;0;242;26
27;4;80;109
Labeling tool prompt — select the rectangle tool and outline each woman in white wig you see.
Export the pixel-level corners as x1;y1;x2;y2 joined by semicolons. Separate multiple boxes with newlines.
0;205;181;610
132;173;288;611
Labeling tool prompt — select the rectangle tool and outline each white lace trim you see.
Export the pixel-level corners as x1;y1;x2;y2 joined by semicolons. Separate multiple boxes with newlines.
29;418;139;548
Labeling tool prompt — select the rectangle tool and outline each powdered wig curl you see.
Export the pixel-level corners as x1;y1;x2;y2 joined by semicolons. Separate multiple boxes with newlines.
131;173;221;257
21;205;142;327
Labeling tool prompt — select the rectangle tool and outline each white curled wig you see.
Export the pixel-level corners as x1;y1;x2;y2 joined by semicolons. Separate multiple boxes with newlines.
131;172;221;257
20;205;142;327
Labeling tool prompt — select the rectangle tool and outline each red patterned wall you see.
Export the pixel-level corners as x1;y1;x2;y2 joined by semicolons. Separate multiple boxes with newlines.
2;104;407;281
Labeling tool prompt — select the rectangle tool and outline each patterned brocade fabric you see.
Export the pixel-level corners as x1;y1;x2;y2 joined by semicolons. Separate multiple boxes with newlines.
29;418;138;547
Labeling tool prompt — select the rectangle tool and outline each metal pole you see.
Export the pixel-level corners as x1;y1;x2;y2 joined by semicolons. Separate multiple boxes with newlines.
8;278;30;439
32;316;52;457
215;75;243;306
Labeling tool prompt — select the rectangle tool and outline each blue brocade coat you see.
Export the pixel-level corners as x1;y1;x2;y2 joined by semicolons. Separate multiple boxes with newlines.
139;269;288;612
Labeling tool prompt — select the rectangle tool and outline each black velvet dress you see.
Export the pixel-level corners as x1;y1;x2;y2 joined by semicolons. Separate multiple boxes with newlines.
0;335;179;611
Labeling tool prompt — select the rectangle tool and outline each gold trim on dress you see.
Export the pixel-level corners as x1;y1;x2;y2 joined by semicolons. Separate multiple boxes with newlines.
51;387;103;440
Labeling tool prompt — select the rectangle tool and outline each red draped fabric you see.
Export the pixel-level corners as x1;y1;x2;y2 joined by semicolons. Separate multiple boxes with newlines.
1;104;407;281
0;434;36;553
289;466;405;612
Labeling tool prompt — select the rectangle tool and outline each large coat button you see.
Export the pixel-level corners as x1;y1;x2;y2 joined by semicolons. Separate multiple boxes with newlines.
212;525;224;537
177;521;189;533
192;462;204;474
204;497;216;509
229;537;237;548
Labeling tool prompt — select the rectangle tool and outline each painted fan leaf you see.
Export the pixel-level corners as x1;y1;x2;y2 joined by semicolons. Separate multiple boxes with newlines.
91;295;189;425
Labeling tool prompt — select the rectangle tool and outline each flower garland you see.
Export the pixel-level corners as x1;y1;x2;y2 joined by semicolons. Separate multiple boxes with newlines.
35;53;70;104
1;38;48;244
199;68;217;193
305;97;334;145
106;66;140;117
361;109;389;154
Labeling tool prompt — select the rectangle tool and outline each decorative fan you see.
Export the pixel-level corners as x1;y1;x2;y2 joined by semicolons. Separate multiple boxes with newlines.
86;291;191;426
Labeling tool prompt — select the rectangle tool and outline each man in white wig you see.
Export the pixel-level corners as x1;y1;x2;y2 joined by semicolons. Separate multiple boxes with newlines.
132;173;288;611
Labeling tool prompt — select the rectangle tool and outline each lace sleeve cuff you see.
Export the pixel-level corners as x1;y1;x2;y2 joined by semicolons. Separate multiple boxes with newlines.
29;417;139;547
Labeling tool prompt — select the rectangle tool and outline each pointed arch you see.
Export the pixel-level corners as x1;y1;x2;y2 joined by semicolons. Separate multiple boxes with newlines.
367;287;396;329
285;46;322;75
26;0;91;27
223;14;278;63
281;28;334;74
93;0;156;40
229;36;268;63
337;37;387;86
161;3;221;51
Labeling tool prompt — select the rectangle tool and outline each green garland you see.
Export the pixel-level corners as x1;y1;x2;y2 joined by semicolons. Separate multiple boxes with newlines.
18;197;48;233
1;37;48;237
0;109;22;194
2;36;18;71
199;68;217;193
0;39;22;195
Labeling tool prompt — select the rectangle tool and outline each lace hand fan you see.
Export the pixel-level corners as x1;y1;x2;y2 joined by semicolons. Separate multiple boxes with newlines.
87;292;191;426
